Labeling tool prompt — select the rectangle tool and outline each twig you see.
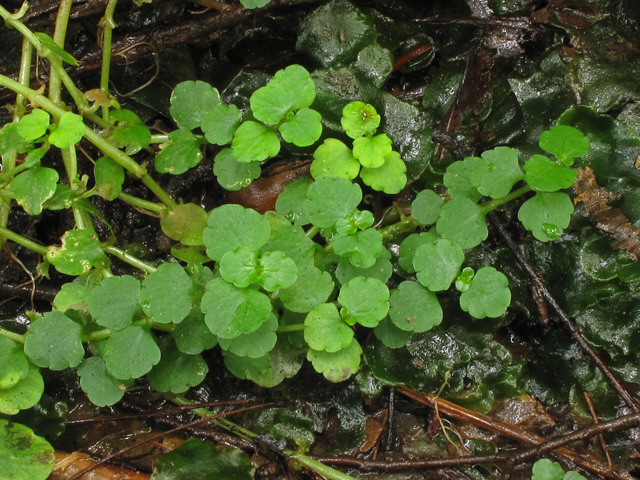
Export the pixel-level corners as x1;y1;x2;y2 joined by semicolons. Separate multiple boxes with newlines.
584;391;613;468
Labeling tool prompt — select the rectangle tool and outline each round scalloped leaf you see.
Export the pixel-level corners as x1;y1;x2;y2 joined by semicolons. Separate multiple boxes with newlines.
204;204;271;261
352;134;392;168
341;101;380;139
333;228;383;268
147;336;208;394
261;223;317;269
259;251;298;291
518;192;573;242
443;160;483;202
155;128;203;175
46;229;109;276
250;84;295;125
223;351;271;380
459;267;511;319
201;278;272;339
24;311;84;370
398;232;438;273
12;167;59;215
0;418;55;480
307;338;362;382
17;109;50;140
202;104;241;145
335;210;374;236
220;246;260;288
436;197;488;250
53;282;93;313
523;155;578;192
0;336;29;390
389;281;442;332
160;203;208;246
250;337;305;387
336;245;392;284
88;275;140;330
141;263;193;324
539;125;589;165
169;81;221;131
360;151;407;194
231;121;280;162
107;109;150;154
280;108;322;147
77;356;133;407
306;176;362;228
411;189;443;225
103;326;160;380
304;303;353;352
311;138;360;180
241;0;270;7
470;147;524;199
49;112;85;148
214;148;261;191
218;313;278;358
94;156;124;201
563;472;587;480
275;176;313;224
338;277;389;327
0;363;44;415
531;459;565;480
374;316;413;349
280;265;335;313
413;239;465;292
172;308;218;355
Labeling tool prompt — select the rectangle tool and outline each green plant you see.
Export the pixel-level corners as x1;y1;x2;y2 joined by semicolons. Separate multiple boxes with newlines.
531;458;587;480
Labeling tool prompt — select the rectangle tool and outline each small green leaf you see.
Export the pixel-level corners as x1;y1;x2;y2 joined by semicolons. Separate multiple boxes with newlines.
77;356;133;407
34;31;78;65
218;313;278;358
352;134;392;168
268;65;316;112
335;210;374;236
443;160;483;202
389;281;442;332
170;80;221;130
338;277;389;327
88;275;140;330
155;128;203;175
359;151;407;194
42;183;75;211
204;204;271;261
108;109;151;154
411;189;443;225
374;317;412;349
306;176;362;228
240;0;271;7
53;282;92;312
518;192;573;242
304;303;353;352
202;104;242;145
455;266;475;293
103;325;161;380
259;251;298;291
0;363;44;415
0;123;29;157
24;311;84;370
213;148;261;191
563;472;587;480
398;231;439;273
223;351;271;380
250;337;305;387
413;239;465;292
311;138;360;180
539;125;590;165
261;223;317;268
141;263;193;324
231;121;280;162
0;418;55;480
523;155;578;192
459;267;511;319
46;229;109;276
250;84;294;125
531;459;565;480
280;107;322;147
280;265;335;313
17;109;50;140
341;101;380;139
94;156;125;201
0;336;29;390
275;176;313;224
220;246;260;288
470;147;524;199
336;247;392;285
436;197;488;250
11;166;59;215
201;278;272;338
160;203;208;246
307;338;362;382
172;307;218;355
147;336;208;393
333;228;383;268
49;112;85;148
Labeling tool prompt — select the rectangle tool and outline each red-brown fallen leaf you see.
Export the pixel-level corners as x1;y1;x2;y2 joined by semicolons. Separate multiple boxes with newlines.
49;450;150;480
573;166;640;260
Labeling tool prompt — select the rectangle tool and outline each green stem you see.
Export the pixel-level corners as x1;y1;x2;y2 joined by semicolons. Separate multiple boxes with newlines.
277;324;305;333
49;0;73;106
478;184;533;214
0;225;48;255
83;328;111;343
150;134;169;143
118;192;165;214
103;245;157;274
378;216;421;243
305;226;320;239
291;454;358;480
100;0;119;122
0;328;26;345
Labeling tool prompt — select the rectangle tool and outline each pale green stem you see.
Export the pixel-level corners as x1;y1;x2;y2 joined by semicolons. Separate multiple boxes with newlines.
100;0;119;122
0;225;48;255
49;0;73;105
150;134;170;143
0;328;26;344
118;192;165;214
478;184;533;214
378;216;421;243
277;324;305;332
103;245;157;274
83;328;111;343
290;454;358;480
305;226;320;239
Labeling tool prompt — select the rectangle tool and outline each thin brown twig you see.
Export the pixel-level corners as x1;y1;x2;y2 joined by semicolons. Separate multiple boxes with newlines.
584;391;613;468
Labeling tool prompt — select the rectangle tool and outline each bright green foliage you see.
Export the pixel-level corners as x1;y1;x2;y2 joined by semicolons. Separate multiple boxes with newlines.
341;101;380;138
160;203;208;246
304;303;354;352
454;266;474;293
0;337;28;390
77;356;133;407
172;308;218;355
218;313;278;358
306;176;362;228
413;239;465;292
336;248;392;285
261;223;316;268
169;80;221;131
147;336;208;393
47;229;109;275
459;267;511;318
49;112;85;148
103;325;161;379
259;251;298;291
250;337;305;388
469;147;524;198
374;317;412;349
335;210;374;235
213;148;261;191
523;155;578;192
275;176;313;224
204;204;271;261
360;151;407;194
11;166;59;215
563;472;587;480
94;156;125;200
53;282;92;312
223;351;271;381
412;189;443;225
155;128;203;174
88;275;140;330
279;266;335;313
443;160;484;202
34;31;78;65
280;107;323;146
231;121;280;162
17;109;50;140
43;183;75;210
307;338;362;382
333;228;383;268
202;104;241;145
338;277;389;327
0;363;43;414
398;232;438;273
436;197;488;250
108;109;150;154
389;281;442;332
201;278;272;338
531;459;565;480
240;0;270;7
0;418;55;480
220;246;260;287
0;123;27;157
311;138;360;180
539;125;590;165
141;263;193;324
24;311;84;370
352;134;392;168
518;192;573;242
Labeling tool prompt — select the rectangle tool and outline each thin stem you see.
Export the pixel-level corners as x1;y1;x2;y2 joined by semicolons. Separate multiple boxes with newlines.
378;216;421;243
118;192;165;214
103;245;157;274
291;454;359;480
0;328;26;344
100;0;119;122
49;0;73;106
478;184;533;214
277;324;305;333
150;134;169;143
305;226;320;239
83;328;111;343
0;225;48;255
